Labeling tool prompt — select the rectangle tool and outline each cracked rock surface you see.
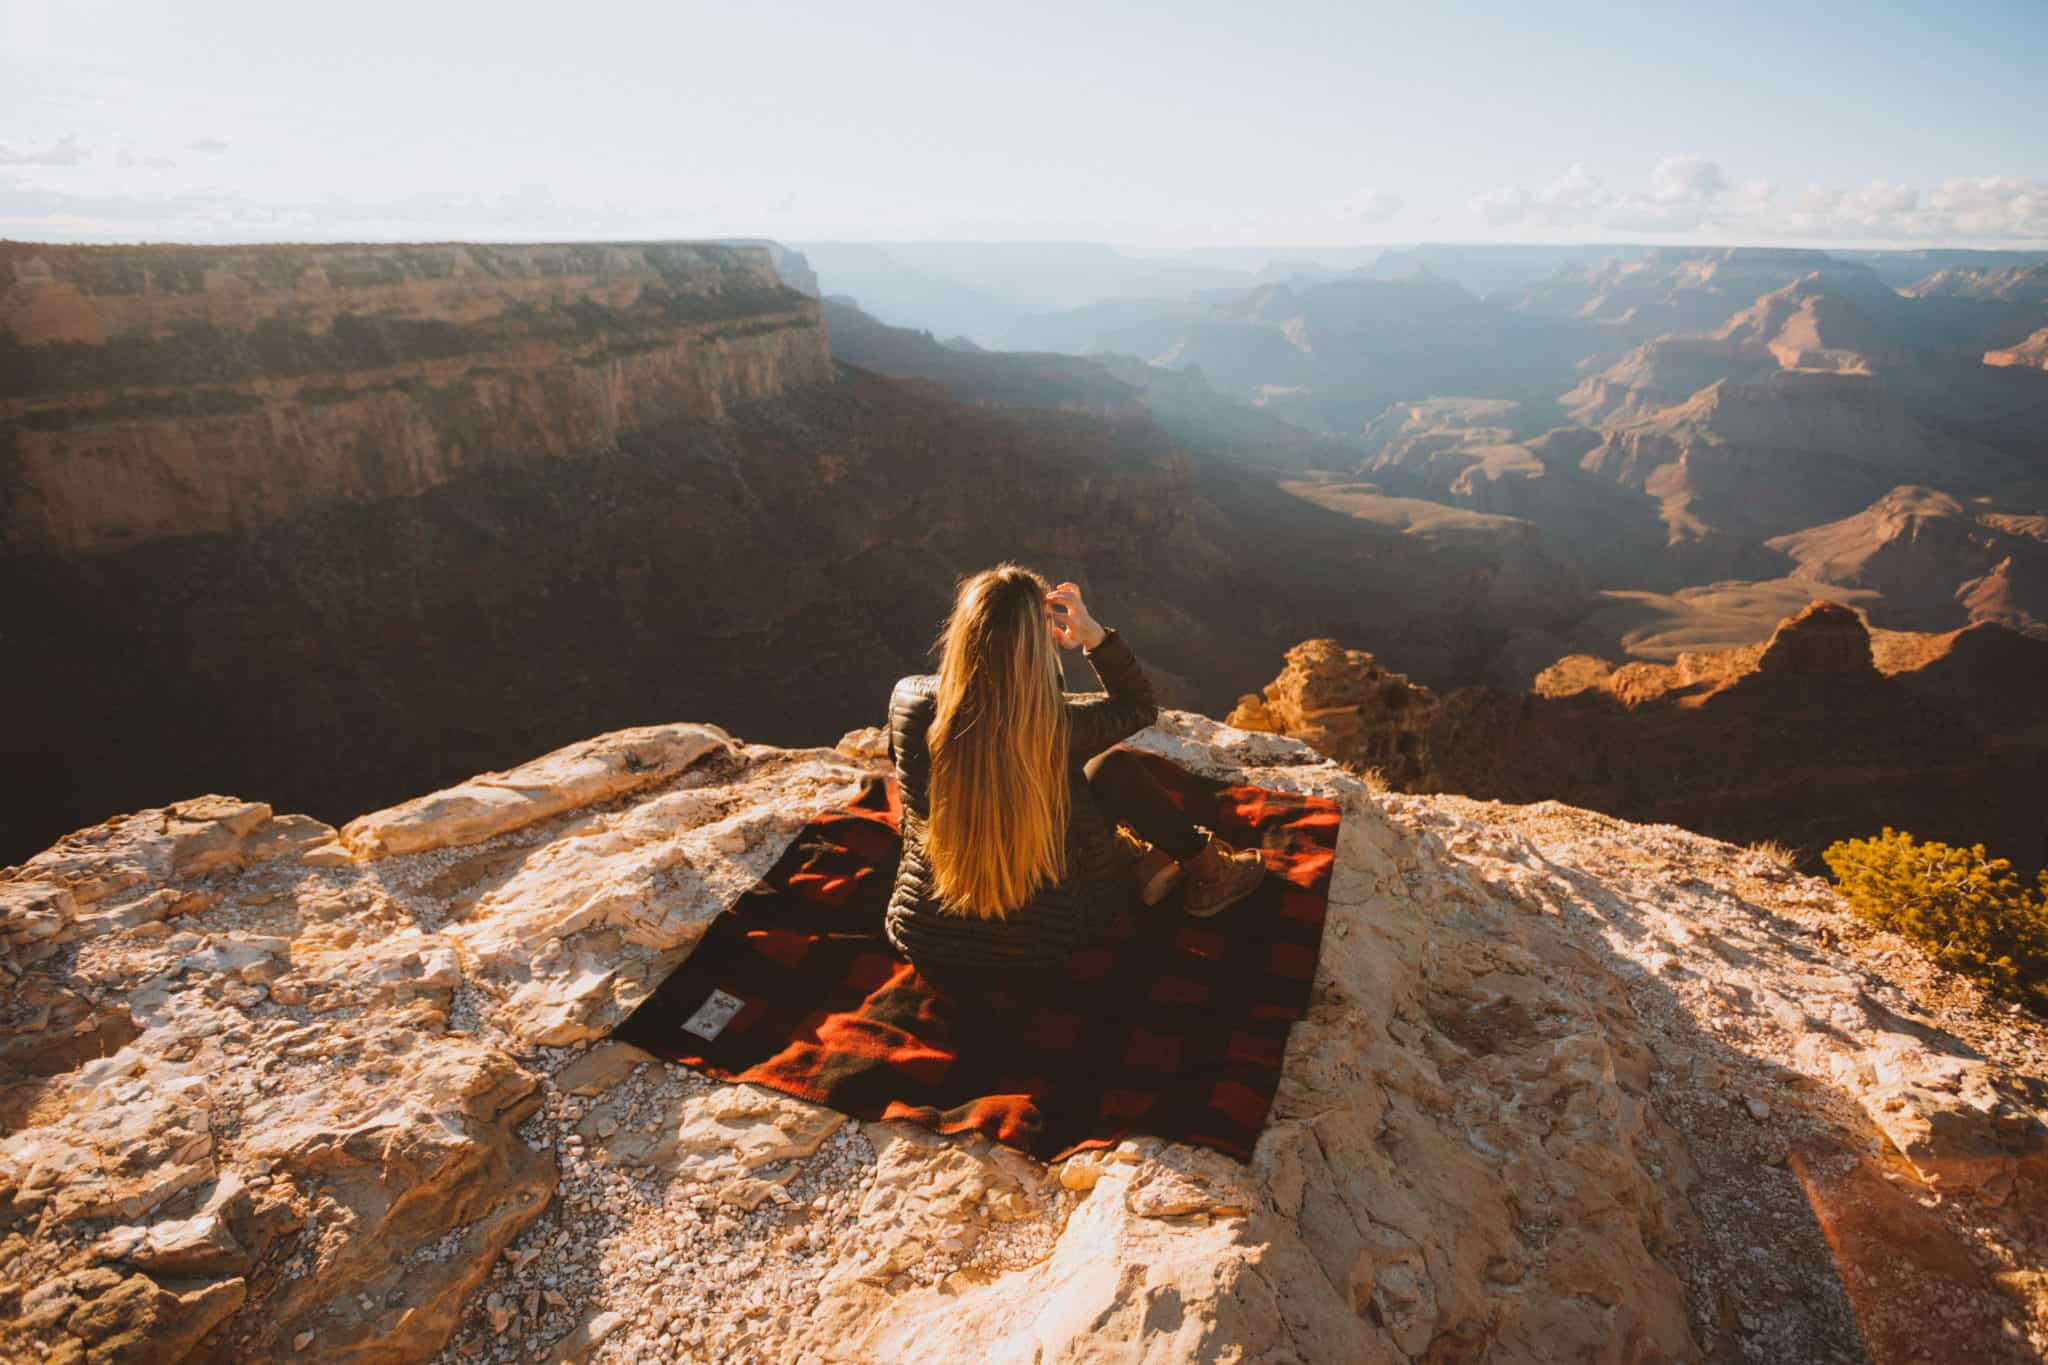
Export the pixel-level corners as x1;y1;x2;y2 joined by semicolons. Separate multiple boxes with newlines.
3;713;2044;1362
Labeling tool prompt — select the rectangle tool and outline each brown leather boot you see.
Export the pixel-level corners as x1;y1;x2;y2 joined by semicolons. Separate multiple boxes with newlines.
1113;823;1185;907
1181;832;1266;918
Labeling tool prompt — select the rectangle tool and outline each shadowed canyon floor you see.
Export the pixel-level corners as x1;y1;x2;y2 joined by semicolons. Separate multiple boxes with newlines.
5;712;2048;1362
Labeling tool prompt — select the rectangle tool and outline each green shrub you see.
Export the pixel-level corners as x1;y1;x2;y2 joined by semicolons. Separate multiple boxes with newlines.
1822;828;2048;1009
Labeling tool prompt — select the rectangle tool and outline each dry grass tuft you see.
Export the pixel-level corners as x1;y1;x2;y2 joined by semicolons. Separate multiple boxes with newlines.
1744;839;1800;872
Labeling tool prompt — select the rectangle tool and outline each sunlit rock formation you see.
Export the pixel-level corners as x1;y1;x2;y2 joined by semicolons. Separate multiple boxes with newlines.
1986;327;2048;372
1233;601;2048;878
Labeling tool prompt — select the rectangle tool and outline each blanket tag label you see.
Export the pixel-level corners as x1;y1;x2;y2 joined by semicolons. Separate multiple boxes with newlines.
681;988;745;1041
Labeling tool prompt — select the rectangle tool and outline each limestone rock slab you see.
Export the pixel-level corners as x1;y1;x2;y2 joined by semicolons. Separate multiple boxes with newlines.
339;722;739;859
5;710;2047;1363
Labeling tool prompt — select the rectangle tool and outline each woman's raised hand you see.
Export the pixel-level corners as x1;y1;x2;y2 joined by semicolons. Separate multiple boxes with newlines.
1045;582;1106;651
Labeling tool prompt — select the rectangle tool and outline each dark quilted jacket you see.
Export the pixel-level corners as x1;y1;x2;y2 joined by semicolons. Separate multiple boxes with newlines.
883;628;1159;988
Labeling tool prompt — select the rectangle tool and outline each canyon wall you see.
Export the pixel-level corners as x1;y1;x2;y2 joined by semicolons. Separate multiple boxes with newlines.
3;244;1580;864
1232;603;2048;877
1;241;832;552
0;373;1211;863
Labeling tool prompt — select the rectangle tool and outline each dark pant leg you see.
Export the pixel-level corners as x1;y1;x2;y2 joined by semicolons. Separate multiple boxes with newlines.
1082;747;1208;860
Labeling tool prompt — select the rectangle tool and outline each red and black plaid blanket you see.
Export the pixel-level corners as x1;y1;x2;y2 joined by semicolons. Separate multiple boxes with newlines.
611;744;1340;1162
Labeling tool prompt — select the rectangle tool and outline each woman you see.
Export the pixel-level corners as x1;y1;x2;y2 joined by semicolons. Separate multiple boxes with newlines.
883;563;1266;994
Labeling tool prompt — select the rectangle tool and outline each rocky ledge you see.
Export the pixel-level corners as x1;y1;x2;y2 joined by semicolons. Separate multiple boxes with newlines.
3;713;2046;1363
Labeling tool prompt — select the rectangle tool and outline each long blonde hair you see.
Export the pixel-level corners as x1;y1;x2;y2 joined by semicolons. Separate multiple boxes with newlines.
925;563;1073;919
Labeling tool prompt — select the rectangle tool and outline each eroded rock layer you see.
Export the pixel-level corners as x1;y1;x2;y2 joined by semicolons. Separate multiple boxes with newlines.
1989;328;2048;372
4;711;2046;1363
1;240;833;552
1227;638;1441;789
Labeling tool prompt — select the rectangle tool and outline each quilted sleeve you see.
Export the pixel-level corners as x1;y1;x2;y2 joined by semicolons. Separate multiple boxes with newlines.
1064;628;1159;762
888;675;938;819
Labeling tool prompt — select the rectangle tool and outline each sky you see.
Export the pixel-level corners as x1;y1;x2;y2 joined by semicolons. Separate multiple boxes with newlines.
4;0;2046;248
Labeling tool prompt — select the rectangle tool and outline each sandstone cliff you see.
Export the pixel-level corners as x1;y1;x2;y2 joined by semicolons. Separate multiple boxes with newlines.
1987;328;2048;372
6;711;2047;1363
1711;277;1906;374
1560;338;1780;427
1903;264;2048;353
1765;486;2048;636
1509;248;1889;343
1350;254;2048;618
1228;639;1443;789
1037;272;1586;436
1231;602;2048;879
1;244;1591;867
0;241;833;552
1579;375;2020;544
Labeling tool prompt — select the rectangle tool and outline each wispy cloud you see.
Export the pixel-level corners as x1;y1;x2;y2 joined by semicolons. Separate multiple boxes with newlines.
0;181;586;242
0;134;89;167
1925;177;2048;238
1343;187;1402;225
1471;161;1605;227
113;145;176;171
1647;154;1724;205
1474;156;2048;241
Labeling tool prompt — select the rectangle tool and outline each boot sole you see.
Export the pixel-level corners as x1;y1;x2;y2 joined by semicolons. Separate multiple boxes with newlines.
1183;864;1266;918
1139;861;1185;907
